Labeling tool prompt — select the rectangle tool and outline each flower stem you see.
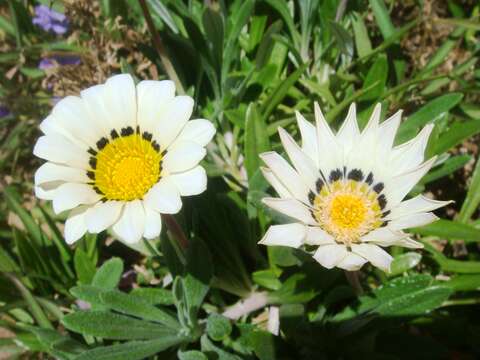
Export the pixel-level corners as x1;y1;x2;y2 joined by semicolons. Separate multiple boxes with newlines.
344;270;364;296
222;292;269;320
138;0;185;94
162;214;189;250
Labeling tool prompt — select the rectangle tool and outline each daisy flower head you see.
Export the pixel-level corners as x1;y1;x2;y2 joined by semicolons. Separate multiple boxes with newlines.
259;103;451;272
34;74;215;245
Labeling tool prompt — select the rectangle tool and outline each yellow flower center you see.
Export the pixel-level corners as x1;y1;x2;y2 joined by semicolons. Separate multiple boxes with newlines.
89;131;162;201
313;179;384;245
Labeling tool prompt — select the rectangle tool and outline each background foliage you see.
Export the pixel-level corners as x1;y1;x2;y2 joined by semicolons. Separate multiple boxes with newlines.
1;0;480;359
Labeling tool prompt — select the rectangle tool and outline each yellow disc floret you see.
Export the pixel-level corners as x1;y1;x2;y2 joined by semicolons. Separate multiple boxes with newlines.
92;133;162;201
329;194;367;230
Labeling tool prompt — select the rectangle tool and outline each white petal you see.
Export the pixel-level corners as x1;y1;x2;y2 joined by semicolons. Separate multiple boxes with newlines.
389;124;433;176
143;177;182;214
112;200;145;244
175;119;216;147
351;243;393;272
388;212;439;230
64;206;89;244
33;135;89;169
260;152;310;204
386;195;452;220
361;227;407;244
261;167;291;198
162;141;206;174
155;96;194;150
296;111;318;164
312;244;347;269
84;201;123;233
385;157;437;208
377;110;402;156
103;74;137;130
314;102;343;176
35;162;89;185
35;184;59;200
336;252;368;271
278;127;318;191
80;84;116;135
336;103;360;154
258;223;306;248
143;206;162;239
304;226;335;245
393;238;424;249
52;183;101;214
169;166;207;196
262;198;317;225
136;80;176;133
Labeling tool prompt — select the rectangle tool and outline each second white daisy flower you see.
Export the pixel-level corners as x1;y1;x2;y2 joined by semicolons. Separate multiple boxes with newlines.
259;103;450;272
34;74;215;245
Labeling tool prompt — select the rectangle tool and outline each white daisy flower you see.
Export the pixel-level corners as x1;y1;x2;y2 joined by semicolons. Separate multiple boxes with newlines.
33;74;215;245
259;103;451;272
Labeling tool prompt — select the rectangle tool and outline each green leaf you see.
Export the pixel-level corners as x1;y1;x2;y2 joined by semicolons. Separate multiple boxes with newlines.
252;269;282;290
433;120;480;155
412;219;480;243
178;350;208;360
423;241;480;273
458;156;480;223
203;7;224;72
369;0;396;39
268;273;317;304
200;335;241;360
99;290;179;329
129;287;174;305
147;0;179;33
389;252;422;276
0;246;20;273
397;93;463;142
352;12;372;57
70;285;105;305
444;274;480;291
420;155;471;184
92;257;123;289
329;21;354;57
62;311;176;340
206;314;232;341
244;103;270;179
73;337;187;360
255;20;283;69
74;248;96;285
359;54;388;101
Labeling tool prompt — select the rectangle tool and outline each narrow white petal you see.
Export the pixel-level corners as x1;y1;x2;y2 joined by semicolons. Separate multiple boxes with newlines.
84;201;123;233
389;124;433;176
377;110;402;156
33;135;89;169
261;167;291;198
143;177;182;214
388;212;438;230
35;162;89;185
162;141;206;174
304;226;335;245
296;111;318;164
385;157;437;207
52;183;101;214
35;184;59;200
393;238;424;249
155;96;194;150
336;252;368;271
351;243;393;272
262;198;317;225
336;103;360;154
169;165;207;196
258;223;306;248
260;152;310;204
136;80;176;133
386;195;452;220
175;119;216;147
80;84;116;135
278;127;318;191
312;244;348;269
143;206;162;239
361;227;407;244
112;200;145;244
103;74;137;130
64;206;89;244
314;102;343;175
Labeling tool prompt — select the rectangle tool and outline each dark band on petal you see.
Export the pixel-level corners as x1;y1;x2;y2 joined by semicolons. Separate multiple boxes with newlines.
365;172;374;185
142;131;153;141
152;141;160;152
89;157;97;169
121;126;134;136
110;129;119;139
316;178;324;193
373;182;384;193
96;137;108;150
329;168;343;182
87;147;97;156
348;168;364;181
308;190;315;205
377;194;387;209
86;170;95;180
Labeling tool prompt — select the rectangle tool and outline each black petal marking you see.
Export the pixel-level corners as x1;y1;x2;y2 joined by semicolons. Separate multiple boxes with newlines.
365;172;374;185
380;221;388;227
382;210;391;218
92;186;102;195
343;166;347;177
96;137;108;150
89;157;97;169
86;171;95;180
348;169;364;181
308;190;315;205
152;141;160;152
377;194;387;209
87;147;97;156
316;178;324;193
121;126;134;136
110;129;119;139
142;131;153;141
161;149;167;157
329;168;343;182
373;182;384;193
136;125;140;134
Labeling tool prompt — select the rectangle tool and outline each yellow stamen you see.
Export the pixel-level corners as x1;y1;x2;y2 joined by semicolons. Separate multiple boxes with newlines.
329;194;367;230
93;134;161;201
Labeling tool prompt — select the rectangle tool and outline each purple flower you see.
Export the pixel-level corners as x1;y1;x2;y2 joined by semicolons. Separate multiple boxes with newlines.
33;5;69;35
0;105;10;118
38;55;81;70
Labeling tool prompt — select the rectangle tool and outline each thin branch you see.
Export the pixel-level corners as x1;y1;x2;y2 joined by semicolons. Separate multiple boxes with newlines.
344;270;364;296
138;0;185;94
223;292;269;320
162;214;189;250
